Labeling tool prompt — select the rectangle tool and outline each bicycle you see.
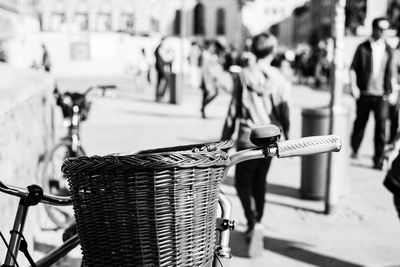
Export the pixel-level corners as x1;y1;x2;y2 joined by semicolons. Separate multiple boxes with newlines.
0;125;341;267
41;84;116;229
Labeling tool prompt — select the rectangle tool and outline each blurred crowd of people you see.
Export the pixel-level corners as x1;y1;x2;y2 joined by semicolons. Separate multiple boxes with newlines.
151;35;296;120
292;39;332;88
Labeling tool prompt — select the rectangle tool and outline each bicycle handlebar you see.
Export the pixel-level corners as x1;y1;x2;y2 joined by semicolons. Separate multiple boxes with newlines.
273;134;341;158
0;181;72;206
55;84;117;100
228;134;341;168
84;84;116;96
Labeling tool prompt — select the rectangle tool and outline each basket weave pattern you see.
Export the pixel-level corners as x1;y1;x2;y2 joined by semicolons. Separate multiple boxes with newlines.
62;141;231;267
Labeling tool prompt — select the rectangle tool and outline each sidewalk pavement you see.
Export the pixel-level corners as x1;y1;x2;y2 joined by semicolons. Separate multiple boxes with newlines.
34;77;400;267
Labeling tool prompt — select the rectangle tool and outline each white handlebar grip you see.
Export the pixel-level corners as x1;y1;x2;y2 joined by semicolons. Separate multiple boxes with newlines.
276;135;342;158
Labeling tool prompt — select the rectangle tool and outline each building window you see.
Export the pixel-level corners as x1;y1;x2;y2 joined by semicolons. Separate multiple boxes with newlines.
174;10;181;35
193;2;205;35
50;12;65;31
75;13;89;31
97;13;111;31
120;13;134;32
151;18;160;32
216;8;225;35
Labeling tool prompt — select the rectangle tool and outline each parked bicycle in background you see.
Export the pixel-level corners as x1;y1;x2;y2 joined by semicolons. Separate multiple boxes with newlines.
41;84;116;228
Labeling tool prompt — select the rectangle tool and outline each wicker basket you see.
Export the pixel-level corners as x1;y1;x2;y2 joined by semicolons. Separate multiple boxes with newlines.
62;140;232;267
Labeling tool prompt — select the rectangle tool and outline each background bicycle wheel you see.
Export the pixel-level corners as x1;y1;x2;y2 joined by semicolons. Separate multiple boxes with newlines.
41;140;85;229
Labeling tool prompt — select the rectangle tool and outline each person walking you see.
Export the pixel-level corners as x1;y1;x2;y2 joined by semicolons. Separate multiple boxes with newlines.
154;38;173;102
200;40;224;119
137;48;151;90
42;44;51;72
221;32;291;257
350;17;396;170
188;41;202;89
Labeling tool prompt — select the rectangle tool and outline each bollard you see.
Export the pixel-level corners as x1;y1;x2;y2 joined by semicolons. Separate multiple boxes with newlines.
301;107;330;200
169;72;183;105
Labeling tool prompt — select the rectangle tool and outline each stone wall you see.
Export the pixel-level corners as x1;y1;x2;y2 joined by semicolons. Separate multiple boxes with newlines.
0;64;56;263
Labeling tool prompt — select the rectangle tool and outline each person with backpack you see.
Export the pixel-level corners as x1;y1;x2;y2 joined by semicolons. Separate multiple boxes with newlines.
221;32;291;257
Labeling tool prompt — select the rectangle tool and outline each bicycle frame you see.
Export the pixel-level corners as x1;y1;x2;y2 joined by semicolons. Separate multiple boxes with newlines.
0;182;72;267
214;193;234;266
3;199;28;267
1;184;234;267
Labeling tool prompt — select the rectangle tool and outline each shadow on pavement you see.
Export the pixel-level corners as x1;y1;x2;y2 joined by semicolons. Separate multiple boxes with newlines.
267;183;300;199
263;236;363;267
266;200;324;214
122;108;211;120
350;162;375;170
223;178;300;200
222;177;324;214
230;231;363;267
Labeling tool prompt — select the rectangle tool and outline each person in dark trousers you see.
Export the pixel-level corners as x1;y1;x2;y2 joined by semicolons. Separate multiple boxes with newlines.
221;33;291;257
350;17;395;170
154;38;173;102
42;44;51;72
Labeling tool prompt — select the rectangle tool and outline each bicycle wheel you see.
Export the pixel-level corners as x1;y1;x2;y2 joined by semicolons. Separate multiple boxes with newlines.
42;140;85;228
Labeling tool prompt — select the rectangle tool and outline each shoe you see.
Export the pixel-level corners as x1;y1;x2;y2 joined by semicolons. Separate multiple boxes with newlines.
247;223;264;258
200;108;206;119
350;152;358;159
373;161;383;170
373;157;384;170
245;225;254;243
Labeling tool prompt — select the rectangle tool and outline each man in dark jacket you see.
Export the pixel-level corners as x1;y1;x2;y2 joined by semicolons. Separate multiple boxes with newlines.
350;17;395;170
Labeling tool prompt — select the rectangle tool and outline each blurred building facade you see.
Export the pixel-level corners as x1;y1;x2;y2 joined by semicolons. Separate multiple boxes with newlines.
0;0;41;66
36;0;242;44
0;0;39;41
241;0;307;35
272;0;392;48
0;0;19;41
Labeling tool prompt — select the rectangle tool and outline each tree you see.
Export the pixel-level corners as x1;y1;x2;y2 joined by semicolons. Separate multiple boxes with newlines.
345;0;367;35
